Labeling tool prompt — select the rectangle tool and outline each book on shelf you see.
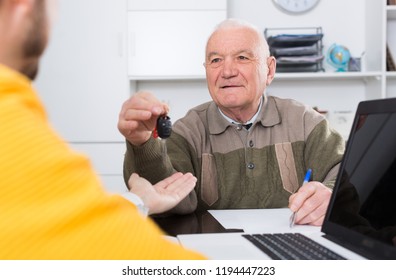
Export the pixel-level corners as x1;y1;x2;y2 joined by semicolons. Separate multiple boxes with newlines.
389;0;396;5
387;45;396;71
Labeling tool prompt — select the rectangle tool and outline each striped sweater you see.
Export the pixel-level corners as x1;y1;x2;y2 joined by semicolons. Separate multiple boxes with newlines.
124;95;345;214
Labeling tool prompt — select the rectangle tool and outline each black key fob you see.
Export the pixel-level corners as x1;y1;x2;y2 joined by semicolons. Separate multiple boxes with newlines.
156;115;172;139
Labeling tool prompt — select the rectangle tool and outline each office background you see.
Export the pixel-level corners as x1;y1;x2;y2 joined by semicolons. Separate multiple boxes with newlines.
34;0;396;193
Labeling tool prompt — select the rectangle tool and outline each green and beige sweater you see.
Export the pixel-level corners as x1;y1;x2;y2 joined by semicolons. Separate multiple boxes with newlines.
124;95;345;214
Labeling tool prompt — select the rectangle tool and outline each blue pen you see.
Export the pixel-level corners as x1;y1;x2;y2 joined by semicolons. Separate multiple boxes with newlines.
289;169;312;228
302;168;312;185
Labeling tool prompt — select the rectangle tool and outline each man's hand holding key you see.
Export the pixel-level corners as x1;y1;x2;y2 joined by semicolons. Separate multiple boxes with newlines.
117;91;170;146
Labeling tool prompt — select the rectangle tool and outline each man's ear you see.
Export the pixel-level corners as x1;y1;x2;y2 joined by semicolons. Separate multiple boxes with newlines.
266;56;276;86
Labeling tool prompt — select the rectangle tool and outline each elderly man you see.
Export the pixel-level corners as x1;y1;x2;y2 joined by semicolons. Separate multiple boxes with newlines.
118;19;345;226
0;0;204;259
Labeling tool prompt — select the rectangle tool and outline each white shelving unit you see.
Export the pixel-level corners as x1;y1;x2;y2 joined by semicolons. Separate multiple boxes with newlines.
273;72;383;81
386;3;396;97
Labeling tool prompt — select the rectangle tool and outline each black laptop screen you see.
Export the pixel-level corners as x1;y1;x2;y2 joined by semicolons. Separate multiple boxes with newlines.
325;103;396;259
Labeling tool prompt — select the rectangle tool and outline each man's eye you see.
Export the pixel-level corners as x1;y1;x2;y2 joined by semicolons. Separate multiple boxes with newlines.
237;56;249;60
211;58;221;64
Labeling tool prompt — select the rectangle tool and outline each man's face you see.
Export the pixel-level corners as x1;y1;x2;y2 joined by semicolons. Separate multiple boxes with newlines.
204;27;269;113
21;0;52;80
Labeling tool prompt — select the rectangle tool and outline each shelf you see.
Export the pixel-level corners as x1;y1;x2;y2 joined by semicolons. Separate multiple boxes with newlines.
387;5;396;19
129;75;206;81
274;71;382;81
129;72;383;82
386;71;396;78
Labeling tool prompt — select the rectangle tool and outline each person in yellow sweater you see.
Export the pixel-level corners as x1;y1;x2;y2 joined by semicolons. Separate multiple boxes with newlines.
0;0;205;259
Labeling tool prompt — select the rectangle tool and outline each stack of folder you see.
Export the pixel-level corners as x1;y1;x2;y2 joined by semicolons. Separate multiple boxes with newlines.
265;28;324;73
387;45;396;72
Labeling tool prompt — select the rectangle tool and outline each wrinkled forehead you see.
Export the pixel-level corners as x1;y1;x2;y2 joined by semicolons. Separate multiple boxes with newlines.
206;27;264;58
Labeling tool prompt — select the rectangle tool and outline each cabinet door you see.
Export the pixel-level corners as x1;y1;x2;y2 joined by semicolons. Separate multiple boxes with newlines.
127;8;226;78
128;0;226;10
35;0;128;142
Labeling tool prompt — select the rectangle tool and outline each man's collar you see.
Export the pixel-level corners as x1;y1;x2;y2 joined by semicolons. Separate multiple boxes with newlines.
257;95;281;127
208;95;281;135
207;102;231;134
218;97;263;126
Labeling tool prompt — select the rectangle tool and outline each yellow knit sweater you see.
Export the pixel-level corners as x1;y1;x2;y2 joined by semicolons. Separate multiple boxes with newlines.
0;64;204;260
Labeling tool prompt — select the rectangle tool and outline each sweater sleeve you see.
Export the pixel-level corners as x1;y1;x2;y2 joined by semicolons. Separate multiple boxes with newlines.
304;119;345;188
123;135;198;214
123;137;175;186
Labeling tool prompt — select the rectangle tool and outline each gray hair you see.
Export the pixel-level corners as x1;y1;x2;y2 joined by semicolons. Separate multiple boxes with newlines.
209;18;270;59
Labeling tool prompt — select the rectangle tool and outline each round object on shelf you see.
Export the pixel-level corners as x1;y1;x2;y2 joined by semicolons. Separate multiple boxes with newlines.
327;44;351;72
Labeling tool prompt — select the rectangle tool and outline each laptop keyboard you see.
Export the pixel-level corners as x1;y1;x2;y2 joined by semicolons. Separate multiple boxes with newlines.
243;233;346;260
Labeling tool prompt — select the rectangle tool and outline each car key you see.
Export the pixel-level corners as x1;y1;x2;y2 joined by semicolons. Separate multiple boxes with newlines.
153;115;172;158
156;115;172;139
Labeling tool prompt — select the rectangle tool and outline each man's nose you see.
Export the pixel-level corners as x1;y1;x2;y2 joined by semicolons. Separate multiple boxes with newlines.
221;58;238;78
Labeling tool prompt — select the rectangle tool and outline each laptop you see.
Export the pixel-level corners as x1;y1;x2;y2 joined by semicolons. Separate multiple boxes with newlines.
178;97;396;259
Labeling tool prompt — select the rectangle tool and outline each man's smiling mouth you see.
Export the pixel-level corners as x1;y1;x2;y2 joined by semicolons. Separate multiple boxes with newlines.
220;85;241;89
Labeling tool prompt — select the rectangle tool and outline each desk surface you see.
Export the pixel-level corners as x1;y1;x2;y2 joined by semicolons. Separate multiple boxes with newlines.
153;211;231;236
208;208;319;234
165;208;365;260
153;208;319;236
